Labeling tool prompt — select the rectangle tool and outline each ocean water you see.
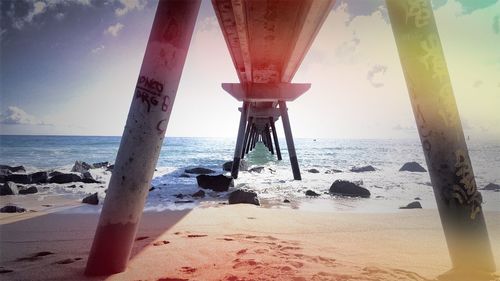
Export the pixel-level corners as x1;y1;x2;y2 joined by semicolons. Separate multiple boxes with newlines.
1;135;499;213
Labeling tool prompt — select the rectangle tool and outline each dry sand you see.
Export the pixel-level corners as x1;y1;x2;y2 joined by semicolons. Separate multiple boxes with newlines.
1;197;499;281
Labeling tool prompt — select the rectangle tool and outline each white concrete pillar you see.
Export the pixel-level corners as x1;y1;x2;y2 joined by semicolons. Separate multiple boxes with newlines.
85;0;201;275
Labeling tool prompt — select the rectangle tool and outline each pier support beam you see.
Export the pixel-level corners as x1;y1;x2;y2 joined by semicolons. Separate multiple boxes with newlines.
270;117;282;160
232;102;249;179
266;124;274;155
85;0;201;276
246;124;254;154
386;0;495;278
241;117;253;159
278;101;301;180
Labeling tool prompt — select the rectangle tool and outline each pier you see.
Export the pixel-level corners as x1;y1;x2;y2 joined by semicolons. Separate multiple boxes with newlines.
85;0;496;278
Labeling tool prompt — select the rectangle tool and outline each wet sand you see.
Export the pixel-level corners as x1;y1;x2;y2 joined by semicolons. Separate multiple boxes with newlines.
1;200;499;281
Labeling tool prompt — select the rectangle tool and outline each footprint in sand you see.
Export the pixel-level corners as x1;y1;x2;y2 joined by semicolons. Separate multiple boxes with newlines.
157;278;188;281
186;234;207;238
53;258;81;265
153;240;170;246
0;268;14;274
180;266;196;274
135;236;149;241
16;251;54;262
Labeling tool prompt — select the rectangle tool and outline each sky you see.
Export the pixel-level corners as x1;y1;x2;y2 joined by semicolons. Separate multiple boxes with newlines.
1;0;499;140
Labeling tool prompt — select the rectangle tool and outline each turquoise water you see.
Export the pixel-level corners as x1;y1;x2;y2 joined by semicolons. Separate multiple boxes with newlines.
1;135;499;212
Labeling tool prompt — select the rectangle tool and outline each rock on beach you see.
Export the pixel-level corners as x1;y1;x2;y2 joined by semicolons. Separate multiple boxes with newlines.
329;180;370;198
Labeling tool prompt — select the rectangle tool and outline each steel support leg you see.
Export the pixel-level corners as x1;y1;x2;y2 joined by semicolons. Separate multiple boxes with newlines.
278;101;301;180
241;117;253;159
270;118;282;160
386;0;495;278
246;124;254;154
85;0;201;276
231;102;249;179
266;124;274;155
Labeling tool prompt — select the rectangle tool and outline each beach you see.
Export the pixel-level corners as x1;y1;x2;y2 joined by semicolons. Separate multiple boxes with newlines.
1;200;499;281
1;136;500;280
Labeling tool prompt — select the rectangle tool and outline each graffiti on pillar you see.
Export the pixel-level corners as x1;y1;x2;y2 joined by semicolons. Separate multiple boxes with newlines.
419;35;459;131
156;119;168;135
135;75;169;113
405;0;431;28
452;149;482;219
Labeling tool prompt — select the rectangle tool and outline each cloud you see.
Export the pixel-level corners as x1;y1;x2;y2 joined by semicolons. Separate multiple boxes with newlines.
25;1;47;23
91;45;105;54
3;0;93;30
104;23;124;37
367;65;388;88
0;106;50;126
115;0;147;16
55;12;65;21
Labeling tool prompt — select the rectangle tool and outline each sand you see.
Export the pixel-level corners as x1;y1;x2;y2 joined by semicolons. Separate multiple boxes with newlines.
1;199;499;281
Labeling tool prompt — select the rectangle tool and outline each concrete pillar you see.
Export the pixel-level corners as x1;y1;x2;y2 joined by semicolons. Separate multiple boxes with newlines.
252;130;257;149
231;102;249;179
270;117;282;160
386;0;495;277
246;124;255;154
85;0;201;276
266;123;274;155
278;101;301;180
241;117;253;159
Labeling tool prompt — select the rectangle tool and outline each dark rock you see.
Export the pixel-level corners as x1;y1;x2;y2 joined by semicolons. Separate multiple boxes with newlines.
482;183;500;191
0;169;12;176
1;182;18;195
228;190;260;206
329;180;371;198
175;194;184;199
0;165;26;173
179;173;191;178
399;162;427;172
222;160;248;172
67;185;77;188
283;199;290;203
82;193;99;205
0;205;26;213
400;201;422;209
71;161;91;173
49;173;82;184
106;164;115;171
375;195;384;198
92;162;109;169
185;167;215;175
305;190;320;197
175;200;194;204
81;172;101;183
48;171;63;177
249;166;265;173
192;190;205;198
30;171;48;184
0;175;5;183
307;169;320;174
196;174;233;192
5;174;31;184
350;165;376;172
325;169;342;174
19;186;38;195
149;186;155;192
414;197;422;200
